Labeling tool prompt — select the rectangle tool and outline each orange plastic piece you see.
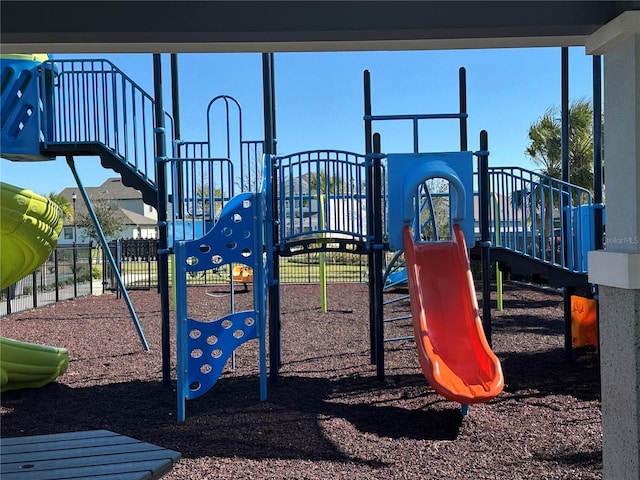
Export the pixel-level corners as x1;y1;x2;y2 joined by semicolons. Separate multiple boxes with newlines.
571;295;598;347
233;265;253;284
403;224;504;404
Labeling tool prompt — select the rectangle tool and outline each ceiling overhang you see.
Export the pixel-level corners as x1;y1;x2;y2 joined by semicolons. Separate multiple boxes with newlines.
2;1;638;53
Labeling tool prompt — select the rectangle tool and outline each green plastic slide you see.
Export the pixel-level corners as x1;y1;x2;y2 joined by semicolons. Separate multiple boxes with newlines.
0;181;69;392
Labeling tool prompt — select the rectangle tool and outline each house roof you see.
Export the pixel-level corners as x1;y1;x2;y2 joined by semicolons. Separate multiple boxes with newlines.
59;178;155;228
59;178;143;204
119;208;157;227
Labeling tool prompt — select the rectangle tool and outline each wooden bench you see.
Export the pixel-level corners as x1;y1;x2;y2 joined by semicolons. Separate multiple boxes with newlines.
0;429;181;479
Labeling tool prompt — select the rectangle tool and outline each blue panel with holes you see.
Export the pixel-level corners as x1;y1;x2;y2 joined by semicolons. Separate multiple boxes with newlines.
185;310;258;400
0;57;55;161
182;192;258;272
175;190;266;421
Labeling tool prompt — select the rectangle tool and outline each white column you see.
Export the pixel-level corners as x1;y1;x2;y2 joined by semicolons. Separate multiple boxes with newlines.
586;11;640;480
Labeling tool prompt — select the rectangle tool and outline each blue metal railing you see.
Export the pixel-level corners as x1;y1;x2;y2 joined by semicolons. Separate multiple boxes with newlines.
39;59;175;188
167;157;235;243
170;95;264;244
275;150;368;246
487;166;593;273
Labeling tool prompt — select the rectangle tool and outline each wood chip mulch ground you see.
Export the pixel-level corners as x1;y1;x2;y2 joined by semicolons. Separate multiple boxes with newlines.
0;281;601;479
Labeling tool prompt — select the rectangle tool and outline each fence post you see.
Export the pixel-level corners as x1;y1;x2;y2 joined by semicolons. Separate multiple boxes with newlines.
89;242;94;295
54;248;60;302
32;271;37;309
5;288;11;315
73;243;78;297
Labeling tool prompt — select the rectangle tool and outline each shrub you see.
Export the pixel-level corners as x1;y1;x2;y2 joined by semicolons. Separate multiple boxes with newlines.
92;265;103;279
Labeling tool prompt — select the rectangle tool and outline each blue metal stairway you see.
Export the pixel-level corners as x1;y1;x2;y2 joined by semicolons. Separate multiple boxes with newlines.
1;58;170;208
42;59;171;207
478;166;603;288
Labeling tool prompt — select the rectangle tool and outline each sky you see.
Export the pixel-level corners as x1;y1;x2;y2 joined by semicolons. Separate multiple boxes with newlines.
1;47;599;197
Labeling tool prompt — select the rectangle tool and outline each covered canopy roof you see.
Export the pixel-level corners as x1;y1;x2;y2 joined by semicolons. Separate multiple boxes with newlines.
2;1;638;53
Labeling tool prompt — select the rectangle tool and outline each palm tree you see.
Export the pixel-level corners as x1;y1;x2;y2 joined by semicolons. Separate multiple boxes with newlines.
48;192;73;221
525;98;599;245
526;98;596;191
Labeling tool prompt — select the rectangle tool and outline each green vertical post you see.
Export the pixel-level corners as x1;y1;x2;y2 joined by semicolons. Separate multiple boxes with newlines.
492;193;503;311
170;254;176;311
319;194;327;312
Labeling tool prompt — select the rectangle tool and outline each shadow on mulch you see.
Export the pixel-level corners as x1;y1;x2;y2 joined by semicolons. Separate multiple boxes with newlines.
1;372;462;463
497;346;600;403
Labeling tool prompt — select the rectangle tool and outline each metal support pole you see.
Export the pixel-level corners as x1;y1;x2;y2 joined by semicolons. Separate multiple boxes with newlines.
372;133;385;380
593;55;603;250
564;286;574;362
561;47;570;184
363;70;377;365
170;54;184;219
72;192;77;297
459;67;468;151
153;54;172;384
263;52;281;383
560;48;573;347
66;156;149;351
478;131;492;345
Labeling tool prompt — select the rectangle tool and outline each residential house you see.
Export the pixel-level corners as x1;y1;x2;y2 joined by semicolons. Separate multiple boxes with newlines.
58;177;158;244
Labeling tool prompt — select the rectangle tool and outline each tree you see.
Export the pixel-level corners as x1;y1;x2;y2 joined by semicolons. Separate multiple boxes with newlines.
193;184;224;219
525;98;601;240
48;192;73;221
525;98;597;192
419;178;450;240
308;172;344;196
76;198;125;243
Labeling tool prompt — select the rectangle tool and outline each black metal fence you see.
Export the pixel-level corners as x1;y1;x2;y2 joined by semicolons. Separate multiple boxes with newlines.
1;238;368;318
103;239;158;291
1;243;96;316
102;238;367;290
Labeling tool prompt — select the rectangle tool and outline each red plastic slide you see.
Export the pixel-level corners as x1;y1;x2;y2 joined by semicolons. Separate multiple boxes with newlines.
403;224;504;404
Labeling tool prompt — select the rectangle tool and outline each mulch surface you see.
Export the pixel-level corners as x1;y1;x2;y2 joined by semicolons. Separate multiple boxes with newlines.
1;282;601;479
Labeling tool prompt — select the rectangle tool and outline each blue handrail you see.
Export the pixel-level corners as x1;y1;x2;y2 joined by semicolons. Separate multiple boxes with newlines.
39;59;175;189
487;166;594;273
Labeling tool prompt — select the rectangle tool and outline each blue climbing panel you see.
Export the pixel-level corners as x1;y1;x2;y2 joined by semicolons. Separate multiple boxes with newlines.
185;311;258;400
174;191;266;421
0;56;56;161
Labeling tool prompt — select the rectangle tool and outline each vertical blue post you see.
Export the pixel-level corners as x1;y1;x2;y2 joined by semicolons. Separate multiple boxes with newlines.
561;48;570;183
254;192;268;401
560;47;573;362
174;243;188;422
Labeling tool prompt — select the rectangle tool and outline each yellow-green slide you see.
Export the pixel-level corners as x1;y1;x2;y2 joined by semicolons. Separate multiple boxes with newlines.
1;181;69;392
0;338;69;392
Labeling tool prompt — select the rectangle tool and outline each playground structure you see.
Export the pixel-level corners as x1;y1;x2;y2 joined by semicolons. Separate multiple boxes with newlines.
0;179;69;392
0;54;604;421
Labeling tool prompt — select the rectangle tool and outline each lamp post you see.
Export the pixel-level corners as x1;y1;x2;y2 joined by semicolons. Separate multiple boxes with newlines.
71;191;78;296
71;192;77;244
